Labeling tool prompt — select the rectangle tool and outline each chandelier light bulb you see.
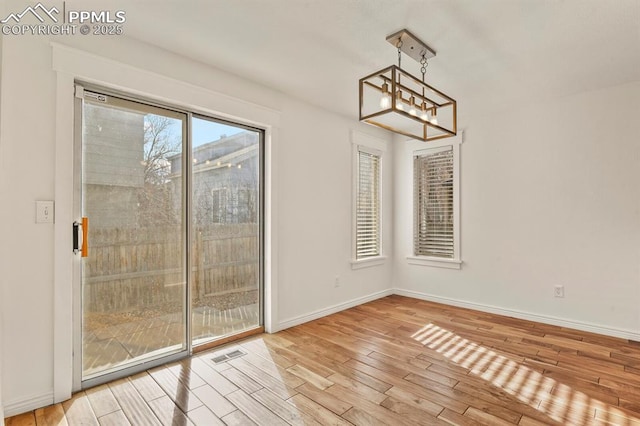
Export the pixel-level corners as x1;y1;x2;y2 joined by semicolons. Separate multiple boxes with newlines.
379;82;391;109
420;103;429;121
430;108;438;125
409;96;417;116
395;90;404;111
380;94;391;109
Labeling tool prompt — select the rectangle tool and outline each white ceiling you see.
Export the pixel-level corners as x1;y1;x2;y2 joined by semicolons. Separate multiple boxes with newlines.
120;0;640;121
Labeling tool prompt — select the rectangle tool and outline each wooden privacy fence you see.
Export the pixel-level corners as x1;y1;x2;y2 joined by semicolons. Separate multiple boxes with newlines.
84;224;259;313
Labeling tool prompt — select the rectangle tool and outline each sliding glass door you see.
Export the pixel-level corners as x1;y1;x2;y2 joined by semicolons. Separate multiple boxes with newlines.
76;87;263;387
79;90;188;382
190;117;262;346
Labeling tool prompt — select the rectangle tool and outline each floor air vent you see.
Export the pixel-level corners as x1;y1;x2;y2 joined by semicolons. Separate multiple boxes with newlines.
212;349;245;364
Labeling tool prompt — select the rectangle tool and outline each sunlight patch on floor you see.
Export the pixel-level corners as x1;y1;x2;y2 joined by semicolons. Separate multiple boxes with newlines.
412;323;640;426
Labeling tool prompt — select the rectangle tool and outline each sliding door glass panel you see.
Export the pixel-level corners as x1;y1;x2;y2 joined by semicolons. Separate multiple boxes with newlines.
81;93;188;379
191;116;262;345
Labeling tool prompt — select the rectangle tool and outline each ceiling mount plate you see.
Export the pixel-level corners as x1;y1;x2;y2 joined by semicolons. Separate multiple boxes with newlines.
386;29;436;63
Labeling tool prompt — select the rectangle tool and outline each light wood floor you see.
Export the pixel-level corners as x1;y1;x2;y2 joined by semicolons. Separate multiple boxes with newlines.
5;295;640;425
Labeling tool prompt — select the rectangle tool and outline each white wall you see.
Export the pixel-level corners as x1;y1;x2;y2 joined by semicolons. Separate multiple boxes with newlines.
0;35;57;415
0;34;392;415
0;12;5;421
394;81;640;338
276;97;393;326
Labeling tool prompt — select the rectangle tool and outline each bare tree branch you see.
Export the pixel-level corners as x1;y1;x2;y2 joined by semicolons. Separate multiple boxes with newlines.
138;115;182;226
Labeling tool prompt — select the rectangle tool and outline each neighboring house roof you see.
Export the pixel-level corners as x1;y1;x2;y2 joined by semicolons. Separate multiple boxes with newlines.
190;144;257;176
169;132;258;177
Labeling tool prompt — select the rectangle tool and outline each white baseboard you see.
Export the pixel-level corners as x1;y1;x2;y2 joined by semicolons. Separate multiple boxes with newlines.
276;289;393;331
3;391;54;418
394;288;640;341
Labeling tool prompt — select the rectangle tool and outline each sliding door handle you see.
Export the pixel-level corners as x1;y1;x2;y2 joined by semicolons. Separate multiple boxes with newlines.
81;217;88;257
73;217;89;257
73;221;79;253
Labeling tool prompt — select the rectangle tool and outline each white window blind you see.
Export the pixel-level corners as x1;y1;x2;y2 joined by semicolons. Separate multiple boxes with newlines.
414;146;454;258
356;149;381;259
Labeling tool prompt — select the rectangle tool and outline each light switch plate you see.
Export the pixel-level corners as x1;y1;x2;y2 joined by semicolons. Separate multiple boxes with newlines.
36;201;55;223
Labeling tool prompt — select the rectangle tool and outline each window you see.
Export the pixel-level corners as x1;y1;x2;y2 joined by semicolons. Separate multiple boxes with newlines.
409;139;461;269
356;148;381;258
414;146;453;257
351;131;386;269
211;188;227;223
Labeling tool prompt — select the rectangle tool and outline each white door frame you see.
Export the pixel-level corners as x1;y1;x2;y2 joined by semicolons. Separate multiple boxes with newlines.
52;42;281;402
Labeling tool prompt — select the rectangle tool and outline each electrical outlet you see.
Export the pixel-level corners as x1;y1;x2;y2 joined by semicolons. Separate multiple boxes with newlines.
554;285;564;298
334;276;341;288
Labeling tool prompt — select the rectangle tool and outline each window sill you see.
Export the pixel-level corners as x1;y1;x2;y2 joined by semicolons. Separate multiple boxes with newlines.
406;256;462;270
351;256;387;270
